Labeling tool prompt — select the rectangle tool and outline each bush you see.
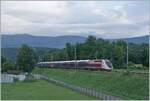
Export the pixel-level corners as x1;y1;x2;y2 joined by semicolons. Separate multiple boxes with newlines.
128;64;147;70
128;62;135;66
128;62;147;70
23;75;37;82
13;77;19;82
123;70;130;75
2;60;15;72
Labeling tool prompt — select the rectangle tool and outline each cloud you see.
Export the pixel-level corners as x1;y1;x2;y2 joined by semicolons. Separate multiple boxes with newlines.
1;1;149;38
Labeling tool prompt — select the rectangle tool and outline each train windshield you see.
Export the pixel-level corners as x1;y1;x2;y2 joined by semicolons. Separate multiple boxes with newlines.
105;60;113;68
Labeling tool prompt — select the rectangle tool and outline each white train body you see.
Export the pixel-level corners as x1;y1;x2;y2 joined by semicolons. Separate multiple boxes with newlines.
37;59;113;71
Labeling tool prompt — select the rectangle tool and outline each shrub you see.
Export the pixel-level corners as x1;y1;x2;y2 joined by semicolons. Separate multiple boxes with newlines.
123;70;130;75
128;63;147;70
23;75;37;82
13;77;19;82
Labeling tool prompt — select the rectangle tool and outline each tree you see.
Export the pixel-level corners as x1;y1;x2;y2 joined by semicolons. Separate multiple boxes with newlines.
16;44;37;73
3;60;15;71
42;53;52;61
1;56;7;65
86;36;96;45
1;56;15;72
111;41;125;68
1;56;7;72
76;43;80;60
83;36;97;59
66;43;73;60
141;44;149;67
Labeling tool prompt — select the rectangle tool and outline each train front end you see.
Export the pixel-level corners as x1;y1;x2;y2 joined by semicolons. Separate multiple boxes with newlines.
101;59;113;70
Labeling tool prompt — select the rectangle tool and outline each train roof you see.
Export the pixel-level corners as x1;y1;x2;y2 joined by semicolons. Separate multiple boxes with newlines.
37;59;106;64
38;60;91;64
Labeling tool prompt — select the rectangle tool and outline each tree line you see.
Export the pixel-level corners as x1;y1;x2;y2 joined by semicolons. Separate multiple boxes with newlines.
1;36;149;73
42;36;149;68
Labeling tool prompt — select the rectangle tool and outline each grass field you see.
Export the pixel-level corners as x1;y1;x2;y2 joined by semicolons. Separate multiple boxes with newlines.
1;80;95;100
33;68;149;100
113;69;149;74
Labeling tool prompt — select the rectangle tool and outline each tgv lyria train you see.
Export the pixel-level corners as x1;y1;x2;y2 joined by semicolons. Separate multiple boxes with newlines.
37;59;113;71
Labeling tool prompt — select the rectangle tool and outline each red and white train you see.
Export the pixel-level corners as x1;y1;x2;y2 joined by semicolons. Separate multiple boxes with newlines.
37;59;113;71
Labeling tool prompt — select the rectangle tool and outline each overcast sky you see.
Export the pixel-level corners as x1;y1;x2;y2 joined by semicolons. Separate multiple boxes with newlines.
1;1;149;39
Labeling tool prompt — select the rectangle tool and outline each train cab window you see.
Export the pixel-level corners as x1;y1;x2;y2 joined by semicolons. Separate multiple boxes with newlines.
105;60;113;68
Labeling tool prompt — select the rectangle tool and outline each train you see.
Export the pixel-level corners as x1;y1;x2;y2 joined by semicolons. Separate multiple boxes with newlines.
37;59;113;71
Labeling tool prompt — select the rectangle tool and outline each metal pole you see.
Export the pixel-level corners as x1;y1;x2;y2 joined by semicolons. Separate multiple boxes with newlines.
95;51;98;60
66;48;68;61
51;53;53;61
38;56;41;62
74;44;77;71
127;42;128;70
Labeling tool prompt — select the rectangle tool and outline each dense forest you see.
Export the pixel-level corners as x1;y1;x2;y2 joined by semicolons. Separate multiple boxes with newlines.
1;36;149;72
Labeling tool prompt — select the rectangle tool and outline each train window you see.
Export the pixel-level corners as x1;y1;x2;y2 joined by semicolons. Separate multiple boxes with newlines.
105;60;113;68
94;60;101;62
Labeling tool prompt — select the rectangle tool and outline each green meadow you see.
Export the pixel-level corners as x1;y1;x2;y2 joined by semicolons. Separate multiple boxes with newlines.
1;80;95;100
33;68;149;100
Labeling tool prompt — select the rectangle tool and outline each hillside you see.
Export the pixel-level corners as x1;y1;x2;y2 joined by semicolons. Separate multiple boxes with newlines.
1;34;149;48
1;47;58;60
1;34;86;48
110;35;149;44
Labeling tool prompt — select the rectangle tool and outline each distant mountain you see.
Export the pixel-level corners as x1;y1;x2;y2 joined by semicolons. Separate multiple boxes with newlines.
107;35;149;44
1;34;149;48
122;35;149;44
1;34;86;48
1;47;58;60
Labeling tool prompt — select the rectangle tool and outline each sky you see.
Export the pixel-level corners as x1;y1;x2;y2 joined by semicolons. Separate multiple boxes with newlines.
1;1;149;39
